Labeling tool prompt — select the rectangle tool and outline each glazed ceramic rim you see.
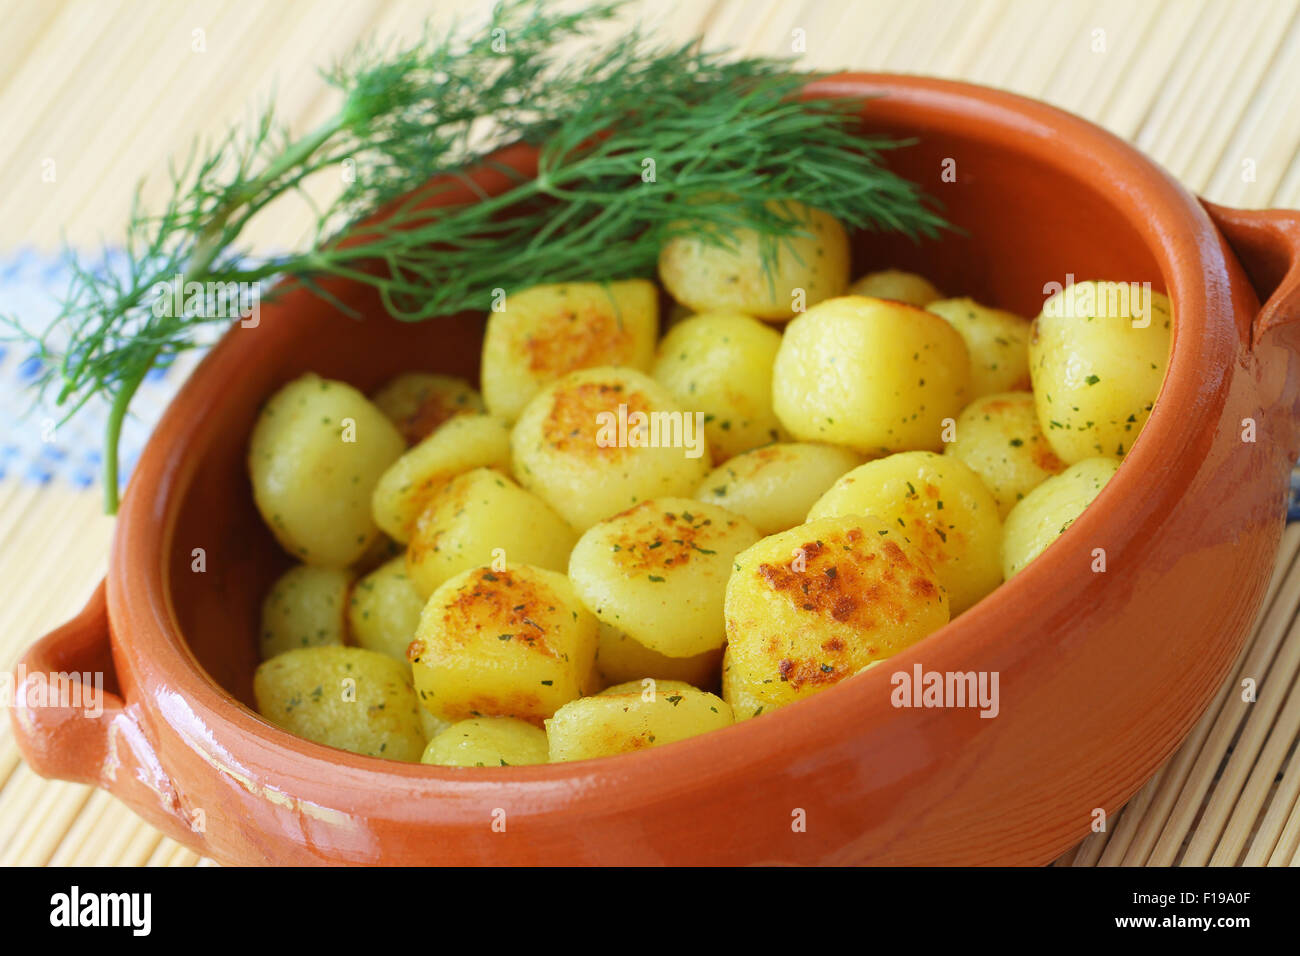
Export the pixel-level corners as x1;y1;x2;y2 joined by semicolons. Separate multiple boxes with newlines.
109;73;1240;816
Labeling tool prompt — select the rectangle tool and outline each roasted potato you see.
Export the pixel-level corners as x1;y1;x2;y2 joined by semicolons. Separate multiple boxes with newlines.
1002;456;1120;577
405;467;576;599
410;564;598;724
347;556;424;662
847;269;943;307
249;374;407;567
546;679;733;761
926;297;1032;398
808;450;1002;614
370;372;485;444
511;366;712;532
259;564;352;660
253;646;426;761
772;296;971;454
944;392;1066;518
421;716;549;767
568;498;760;658
652;312;788;460
1030;280;1172;463
594;623;723;688
481;280;658;422
694;442;864;535
724;515;948;716
658;201;849;320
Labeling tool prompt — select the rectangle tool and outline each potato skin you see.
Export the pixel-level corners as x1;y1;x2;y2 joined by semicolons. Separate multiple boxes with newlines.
724;515;948;715
1002;457;1119;578
658;201;849;320
421;716;549;767
370;372;484;444
568;498;761;658
260;565;352;660
253;646;426;761
652;312;788;460
371;413;513;543
944;392;1066;518
405;467;576;599
546;680;733;761
594;623;723;688
511;366;712;532
347;556;424;662
772;296;971;454
808;450;1002;614
410;564;598;724
695;442;864;535
1030;281;1172;463
926;297;1032;398
847;269;943;307
481;280;658;422
249;374;406;567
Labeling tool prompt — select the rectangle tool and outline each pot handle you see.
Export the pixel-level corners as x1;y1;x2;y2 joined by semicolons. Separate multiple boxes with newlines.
7;581;202;847
1201;200;1300;347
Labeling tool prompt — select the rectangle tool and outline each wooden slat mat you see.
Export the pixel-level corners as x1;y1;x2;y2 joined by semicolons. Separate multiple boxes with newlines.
1;0;1298;866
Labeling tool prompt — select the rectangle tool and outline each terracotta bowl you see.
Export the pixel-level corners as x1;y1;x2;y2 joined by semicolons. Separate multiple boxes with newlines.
12;74;1300;865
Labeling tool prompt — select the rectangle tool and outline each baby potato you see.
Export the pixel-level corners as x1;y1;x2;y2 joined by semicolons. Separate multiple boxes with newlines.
658;201;850;320
808;450;1002;614
347;556;424;662
511;367;712;532
371;413;513;543
421;716;549;767
370;372;484;444
481;280;658;422
944;392;1066;518
926;297;1032;398
568;498;761;658
546;680;733;762
724;515;949;715
652;312;789;460
595;623;723;688
406;468;576;599
249;373;407;567
695;442;864;535
1002;457;1120;578
772;296;971;454
1030;280;1172;463
847;269;943;307
410;564;598;724
260;565;352;660
253;646;426;761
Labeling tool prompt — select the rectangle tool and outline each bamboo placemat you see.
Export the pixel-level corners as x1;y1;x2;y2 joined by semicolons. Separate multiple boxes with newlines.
1;0;1298;867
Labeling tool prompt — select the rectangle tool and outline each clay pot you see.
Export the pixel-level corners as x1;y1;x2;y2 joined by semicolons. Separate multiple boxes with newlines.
11;74;1300;865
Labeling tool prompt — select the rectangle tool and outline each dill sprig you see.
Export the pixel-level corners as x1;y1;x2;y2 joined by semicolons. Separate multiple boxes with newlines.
5;0;945;512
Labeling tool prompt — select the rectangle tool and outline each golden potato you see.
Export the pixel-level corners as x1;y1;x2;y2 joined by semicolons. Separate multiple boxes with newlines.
808;450;1002;614
370;372;484;444
371;413;513;543
926;297;1032;398
260;565;352;660
405;468;576;599
652;312;788;460
944;392;1066;518
1002;457;1120;578
658;201;849;320
410;564;598;724
695;442;864;535
421;716;549;767
568;498;760;658
511;367;712;532
1030;280;1172;463
772;296;971;454
481;280;658;422
249;373;406;567
595;623;723;689
253;646;425;761
724;515;948;715
847;269;943;307
546;680;733;761
347;556;424;662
